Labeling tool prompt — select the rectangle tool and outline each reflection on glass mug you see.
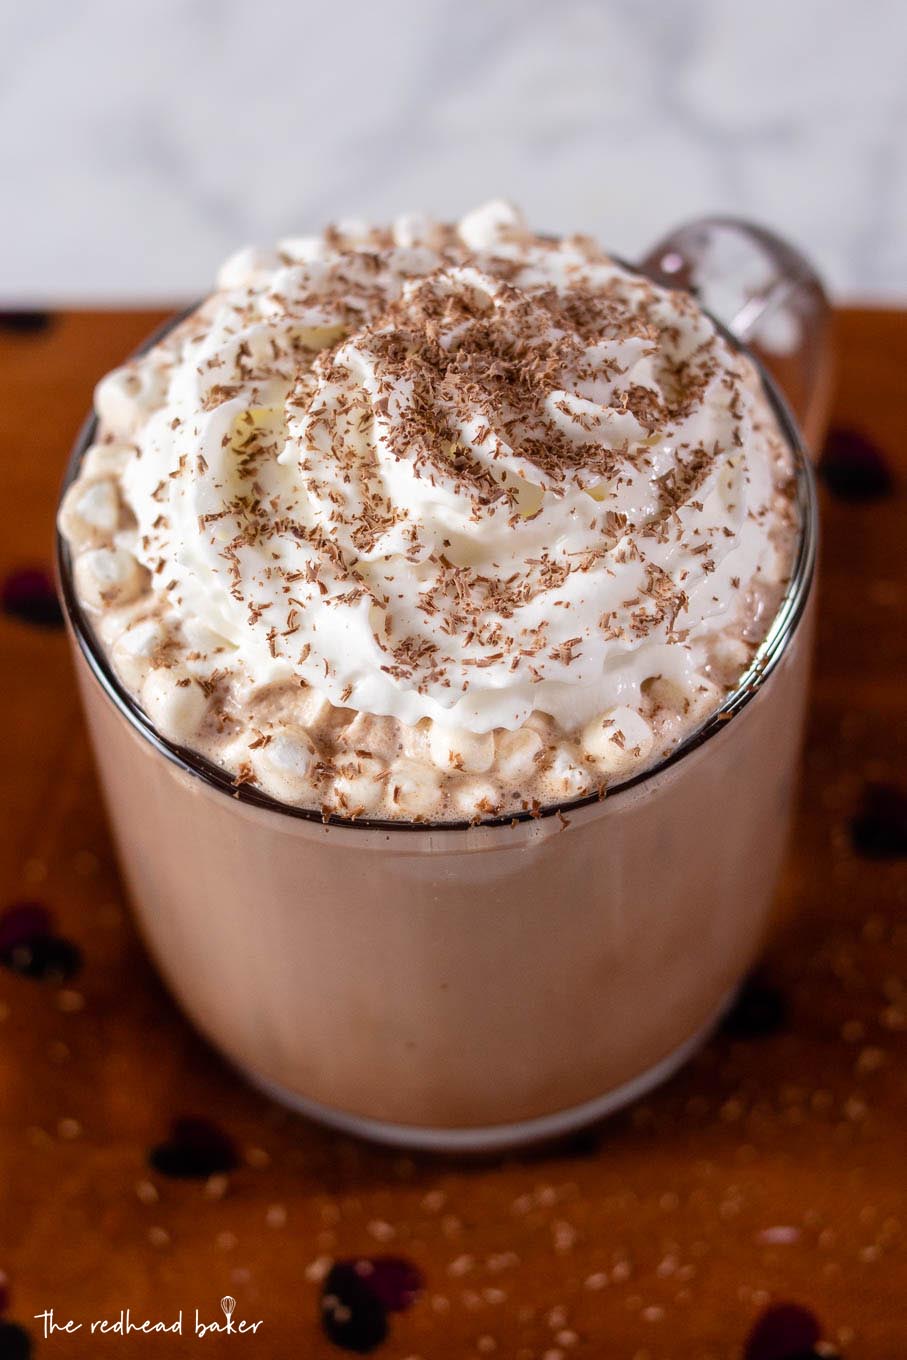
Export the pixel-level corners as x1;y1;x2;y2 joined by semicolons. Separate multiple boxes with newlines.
57;204;829;1151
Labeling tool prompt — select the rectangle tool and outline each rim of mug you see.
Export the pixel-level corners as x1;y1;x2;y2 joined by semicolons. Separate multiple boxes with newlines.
56;295;818;835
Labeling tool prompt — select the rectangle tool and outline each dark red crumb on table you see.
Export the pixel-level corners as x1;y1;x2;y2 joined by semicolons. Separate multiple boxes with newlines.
743;1302;824;1360
722;972;788;1038
0;902;53;952
0;310;53;335
321;1264;388;1353
1;568;63;629
348;1257;423;1313
819;426;894;500
320;1257;423;1353
0;1320;32;1359
850;782;907;858
0;901;82;983
149;1117;238;1179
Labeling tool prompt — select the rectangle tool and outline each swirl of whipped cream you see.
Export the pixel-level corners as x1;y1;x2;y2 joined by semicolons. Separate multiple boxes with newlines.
113;202;788;735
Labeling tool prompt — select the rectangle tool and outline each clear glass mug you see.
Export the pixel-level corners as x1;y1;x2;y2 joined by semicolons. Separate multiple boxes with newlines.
57;219;830;1153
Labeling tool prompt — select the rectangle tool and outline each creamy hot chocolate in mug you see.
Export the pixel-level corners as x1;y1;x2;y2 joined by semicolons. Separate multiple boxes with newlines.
57;203;828;1151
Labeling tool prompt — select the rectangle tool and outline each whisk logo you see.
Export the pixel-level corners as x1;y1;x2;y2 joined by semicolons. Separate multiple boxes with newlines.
35;1294;264;1340
195;1295;263;1337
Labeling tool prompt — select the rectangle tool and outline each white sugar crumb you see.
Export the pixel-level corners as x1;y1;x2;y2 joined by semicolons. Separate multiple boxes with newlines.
486;1251;520;1272
756;1224;801;1244
447;1254;475;1277
204;1173;229;1200
552;1220;578;1252
245;1145;271;1168
304;1255;333;1282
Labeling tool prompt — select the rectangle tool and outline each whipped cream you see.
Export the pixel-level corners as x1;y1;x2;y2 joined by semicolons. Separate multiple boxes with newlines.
61;202;797;820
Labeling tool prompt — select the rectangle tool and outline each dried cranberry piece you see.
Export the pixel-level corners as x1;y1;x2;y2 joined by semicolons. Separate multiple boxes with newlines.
0;311;53;335
0;934;82;982
349;1256;423;1312
723;973;788;1038
820;426;893;501
321;1263;388;1353
851;782;907;858
149;1117;238;1178
0;902;53;952
1;568;63;629
743;1302;822;1360
0;1320;32;1359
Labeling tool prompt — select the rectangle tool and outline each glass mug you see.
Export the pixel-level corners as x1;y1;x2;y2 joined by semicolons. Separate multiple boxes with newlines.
57;219;829;1153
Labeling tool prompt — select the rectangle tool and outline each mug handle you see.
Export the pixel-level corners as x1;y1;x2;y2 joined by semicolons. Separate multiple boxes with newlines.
639;216;833;454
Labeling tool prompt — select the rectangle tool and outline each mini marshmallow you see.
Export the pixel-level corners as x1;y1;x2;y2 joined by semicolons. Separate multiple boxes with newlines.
111;617;168;690
400;718;432;761
294;685;334;731
522;710;556;739
544;745;592;798
392;213;435;249
458;199;524;251
428;723;494;774
647;677;721;725
97;599;146;647
344;712;401;762
95;364;168;437
141;667;208;744
319;704;359;743
708;636;753;686
81;441;133;480
645;676;690;715
216;246;281;291
73;548;145;609
277;235;327;264
249;727;318;802
581;705;655;773
450;777;501;819
333;757;386;817
685;680;724;724
58;478;119;545
386;758;443;817
495;727;544;783
73;479;119;531
181;615;231;656
334;217;373;246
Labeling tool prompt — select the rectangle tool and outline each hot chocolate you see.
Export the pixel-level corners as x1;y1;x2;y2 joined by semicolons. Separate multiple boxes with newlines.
57;205;818;1149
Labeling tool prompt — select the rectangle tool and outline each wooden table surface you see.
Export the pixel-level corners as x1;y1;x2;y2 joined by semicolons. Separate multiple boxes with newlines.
0;309;904;1359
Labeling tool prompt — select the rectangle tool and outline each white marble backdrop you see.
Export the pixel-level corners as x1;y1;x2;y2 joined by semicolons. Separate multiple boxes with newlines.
2;0;905;302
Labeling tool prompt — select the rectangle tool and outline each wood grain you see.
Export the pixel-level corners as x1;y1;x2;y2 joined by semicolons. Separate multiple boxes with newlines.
0;309;904;1359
